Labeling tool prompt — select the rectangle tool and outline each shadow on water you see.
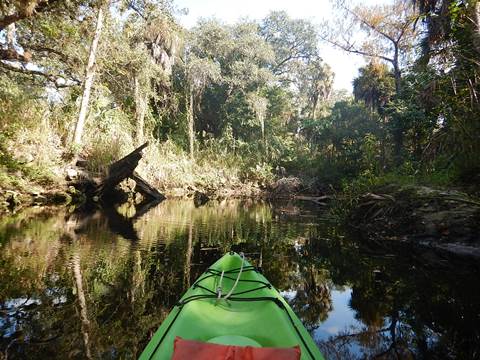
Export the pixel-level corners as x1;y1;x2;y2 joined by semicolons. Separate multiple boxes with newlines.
0;199;479;359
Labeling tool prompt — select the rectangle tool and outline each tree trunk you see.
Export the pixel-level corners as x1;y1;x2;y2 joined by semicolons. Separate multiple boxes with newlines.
73;5;105;146
393;62;401;95
134;75;147;146
131;250;144;303
183;221;193;289
471;1;480;56
72;253;92;359
393;127;404;165
311;93;319;119
6;23;15;48
187;88;194;160
392;45;404;165
380;116;387;171
413;124;423;161
260;115;265;143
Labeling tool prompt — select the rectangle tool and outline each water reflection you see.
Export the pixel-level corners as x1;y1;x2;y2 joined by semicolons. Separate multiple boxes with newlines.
0;200;479;359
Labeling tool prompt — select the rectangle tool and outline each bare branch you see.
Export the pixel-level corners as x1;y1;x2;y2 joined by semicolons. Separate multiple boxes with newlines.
343;5;396;44
0;60;80;88
127;1;147;20
17;43;80;67
320;35;394;64
395;15;420;43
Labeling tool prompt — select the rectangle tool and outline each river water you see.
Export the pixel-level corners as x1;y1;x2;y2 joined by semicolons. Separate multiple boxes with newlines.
0;199;479;359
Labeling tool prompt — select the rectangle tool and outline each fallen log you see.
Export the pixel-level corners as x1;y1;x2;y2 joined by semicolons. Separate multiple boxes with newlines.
96;142;148;194
95;142;164;202
132;171;165;200
294;195;331;205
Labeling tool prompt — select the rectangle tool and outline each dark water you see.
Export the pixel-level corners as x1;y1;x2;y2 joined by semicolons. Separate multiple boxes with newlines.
0;199;479;359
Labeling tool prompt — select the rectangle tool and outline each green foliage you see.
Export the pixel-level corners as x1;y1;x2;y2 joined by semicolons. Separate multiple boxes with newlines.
353;62;395;112
0;75;61;189
1;0;479;199
83;93;135;173
302;100;384;184
260;10;319;77
411;0;480;181
241;163;275;187
0;3;336;195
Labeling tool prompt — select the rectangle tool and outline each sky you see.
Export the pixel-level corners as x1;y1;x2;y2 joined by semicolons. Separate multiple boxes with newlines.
173;0;381;92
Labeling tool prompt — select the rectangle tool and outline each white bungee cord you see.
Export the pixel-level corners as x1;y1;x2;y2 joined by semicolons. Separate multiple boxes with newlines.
217;252;245;301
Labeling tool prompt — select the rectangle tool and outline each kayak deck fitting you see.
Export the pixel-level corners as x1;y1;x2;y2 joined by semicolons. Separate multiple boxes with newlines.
140;252;324;360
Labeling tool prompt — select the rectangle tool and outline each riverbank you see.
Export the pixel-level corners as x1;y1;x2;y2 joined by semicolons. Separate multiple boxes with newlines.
0;167;268;215
0;172;322;215
343;183;480;262
1;134;332;214
0;164;73;214
0;138;276;214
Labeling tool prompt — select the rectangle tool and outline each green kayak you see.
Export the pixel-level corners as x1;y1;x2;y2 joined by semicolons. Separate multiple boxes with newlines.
140;252;324;360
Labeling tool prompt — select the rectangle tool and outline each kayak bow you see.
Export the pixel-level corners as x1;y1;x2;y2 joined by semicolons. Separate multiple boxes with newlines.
140;252;324;360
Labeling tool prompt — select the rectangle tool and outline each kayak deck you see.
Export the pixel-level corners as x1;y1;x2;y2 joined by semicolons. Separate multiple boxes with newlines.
140;252;324;360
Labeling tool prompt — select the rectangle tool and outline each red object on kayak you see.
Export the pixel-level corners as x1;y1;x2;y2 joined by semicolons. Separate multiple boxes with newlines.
171;336;301;360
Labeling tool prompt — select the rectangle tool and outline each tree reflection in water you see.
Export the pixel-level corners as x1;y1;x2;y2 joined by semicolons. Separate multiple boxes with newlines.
307;235;480;359
0;200;479;359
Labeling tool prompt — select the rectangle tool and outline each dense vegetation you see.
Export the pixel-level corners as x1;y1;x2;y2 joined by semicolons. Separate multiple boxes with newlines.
1;0;479;199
